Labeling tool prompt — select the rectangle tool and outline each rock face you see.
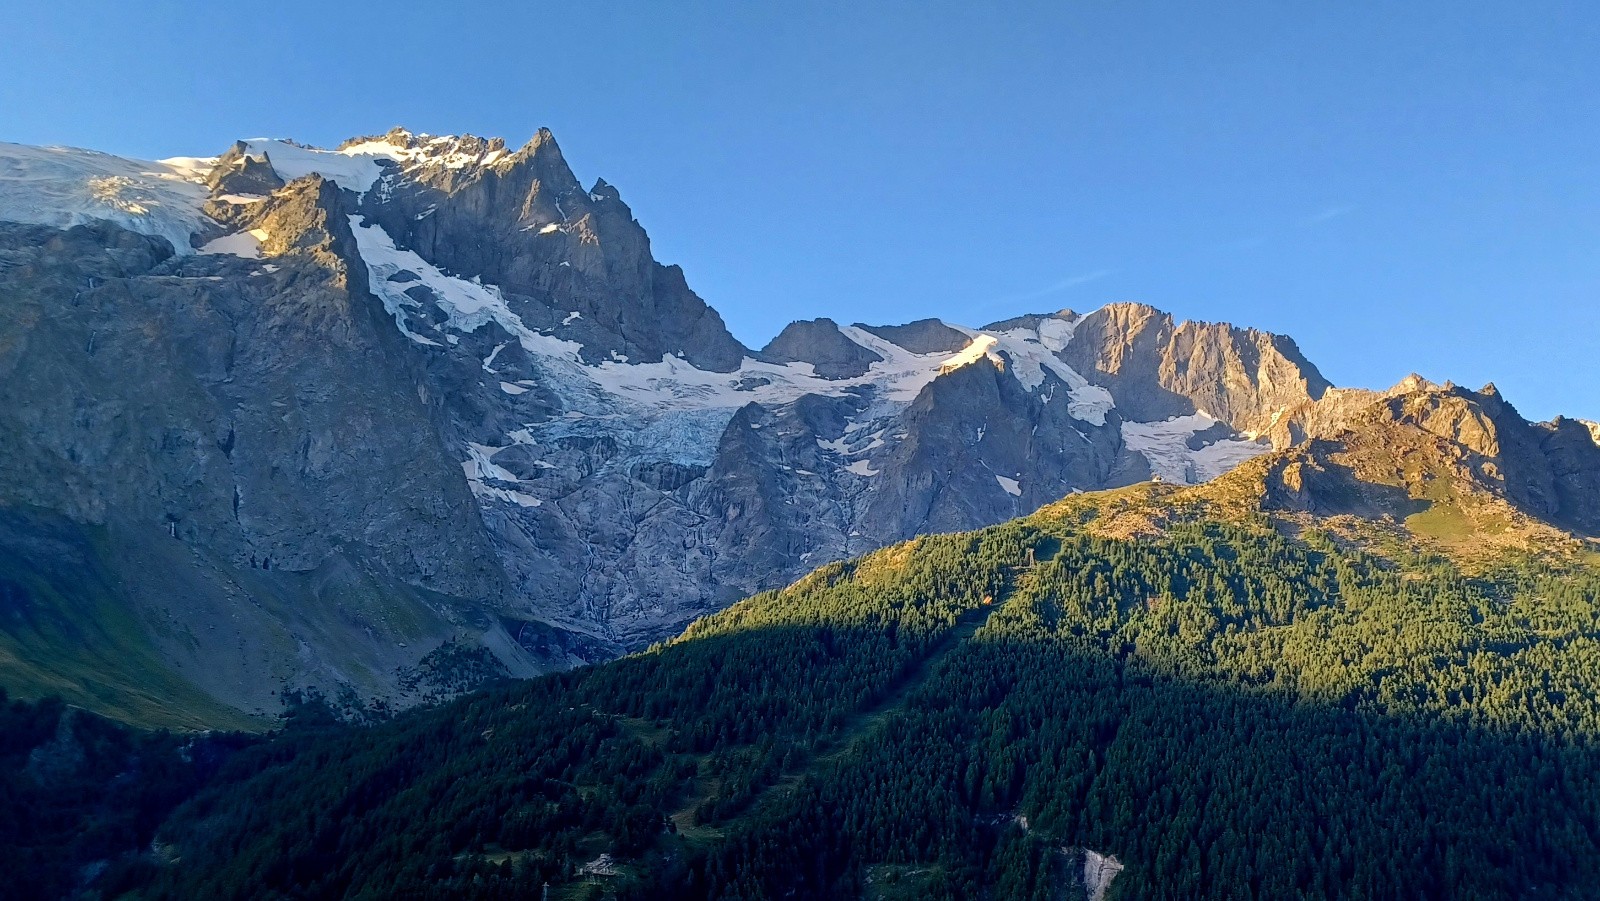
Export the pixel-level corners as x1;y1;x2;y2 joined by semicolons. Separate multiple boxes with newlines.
1058;302;1331;435
1253;377;1600;539
1580;419;1600;447
759;318;882;378
351;128;748;372
0;129;1437;725
0;214;530;724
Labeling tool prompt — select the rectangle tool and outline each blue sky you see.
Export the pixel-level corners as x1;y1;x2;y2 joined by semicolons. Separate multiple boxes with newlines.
6;2;1598;420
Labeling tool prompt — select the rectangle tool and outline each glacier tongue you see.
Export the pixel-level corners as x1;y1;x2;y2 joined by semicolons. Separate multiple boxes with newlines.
1120;413;1271;485
0;142;212;253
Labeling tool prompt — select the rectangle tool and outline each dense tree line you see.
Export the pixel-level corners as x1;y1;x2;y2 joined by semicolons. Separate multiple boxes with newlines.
0;691;250;901
12;510;1600;898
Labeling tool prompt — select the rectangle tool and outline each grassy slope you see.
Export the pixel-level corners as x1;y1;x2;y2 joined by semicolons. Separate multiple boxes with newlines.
0;519;260;732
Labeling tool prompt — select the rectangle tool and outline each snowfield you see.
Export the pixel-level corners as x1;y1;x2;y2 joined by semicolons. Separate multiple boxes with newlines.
0;142;212;252
1;134;1270;490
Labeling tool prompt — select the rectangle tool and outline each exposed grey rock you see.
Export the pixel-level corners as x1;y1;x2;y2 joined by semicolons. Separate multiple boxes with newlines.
982;309;1079;333
857;356;1126;542
0;202;547;720
352;128;749;372
760;317;883;378
1060;302;1331;434
206;141;287;196
857;317;972;354
1072;848;1125;901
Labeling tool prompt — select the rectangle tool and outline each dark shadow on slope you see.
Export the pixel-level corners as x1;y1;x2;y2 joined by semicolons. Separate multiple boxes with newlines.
13;519;1600;899
0;507;255;731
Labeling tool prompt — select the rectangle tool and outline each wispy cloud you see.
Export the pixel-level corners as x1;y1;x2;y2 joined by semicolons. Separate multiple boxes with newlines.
1212;205;1357;255
1301;204;1356;226
981;268;1116;310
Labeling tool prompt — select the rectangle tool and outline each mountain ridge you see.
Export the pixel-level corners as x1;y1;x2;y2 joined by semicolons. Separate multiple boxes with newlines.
91;388;1600;898
0;127;1591;728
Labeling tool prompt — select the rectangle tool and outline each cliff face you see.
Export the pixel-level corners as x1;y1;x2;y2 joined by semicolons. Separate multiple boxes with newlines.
1248;378;1600;549
0;209;520;724
1057;302;1332;436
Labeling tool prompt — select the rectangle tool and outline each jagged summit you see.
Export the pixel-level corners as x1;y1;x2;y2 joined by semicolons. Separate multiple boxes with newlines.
1057;302;1332;436
335;126;510;156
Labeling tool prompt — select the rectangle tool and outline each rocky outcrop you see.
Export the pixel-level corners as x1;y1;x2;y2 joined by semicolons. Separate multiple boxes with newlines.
1059;847;1124;901
760;318;882;378
205;142;286;197
1060;302;1331;435
1251;378;1600;537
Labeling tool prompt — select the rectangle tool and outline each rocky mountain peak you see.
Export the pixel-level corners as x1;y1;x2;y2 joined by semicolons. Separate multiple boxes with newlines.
759;318;884;378
1395;372;1435;393
854;318;972;355
1247;377;1600;541
326;126;749;372
336;127;507;158
1057;302;1331;435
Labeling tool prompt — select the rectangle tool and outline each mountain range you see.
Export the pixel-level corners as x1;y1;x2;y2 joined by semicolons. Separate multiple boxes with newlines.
1;128;1597;731
12;365;1600;899
5;127;1600;900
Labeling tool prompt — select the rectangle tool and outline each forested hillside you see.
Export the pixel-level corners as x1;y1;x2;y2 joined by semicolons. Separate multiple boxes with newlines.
102;472;1600;900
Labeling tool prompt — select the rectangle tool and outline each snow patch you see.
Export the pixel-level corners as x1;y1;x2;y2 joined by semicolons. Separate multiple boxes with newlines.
845;460;880;477
198;228;268;259
0;142;212;253
243;133;509;195
348;216;582;354
939;334;999;374
995;475;1021;497
460;443;543;507
987;319;1113;425
482;342;509;372
1120;414;1271;485
817;436;850;455
242;140;389;193
470;482;542;507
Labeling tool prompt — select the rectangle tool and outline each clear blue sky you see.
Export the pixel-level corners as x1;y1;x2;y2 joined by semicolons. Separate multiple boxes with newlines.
6;2;1598;420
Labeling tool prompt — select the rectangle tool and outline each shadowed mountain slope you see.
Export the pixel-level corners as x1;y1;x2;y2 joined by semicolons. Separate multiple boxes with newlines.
63;388;1600;899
